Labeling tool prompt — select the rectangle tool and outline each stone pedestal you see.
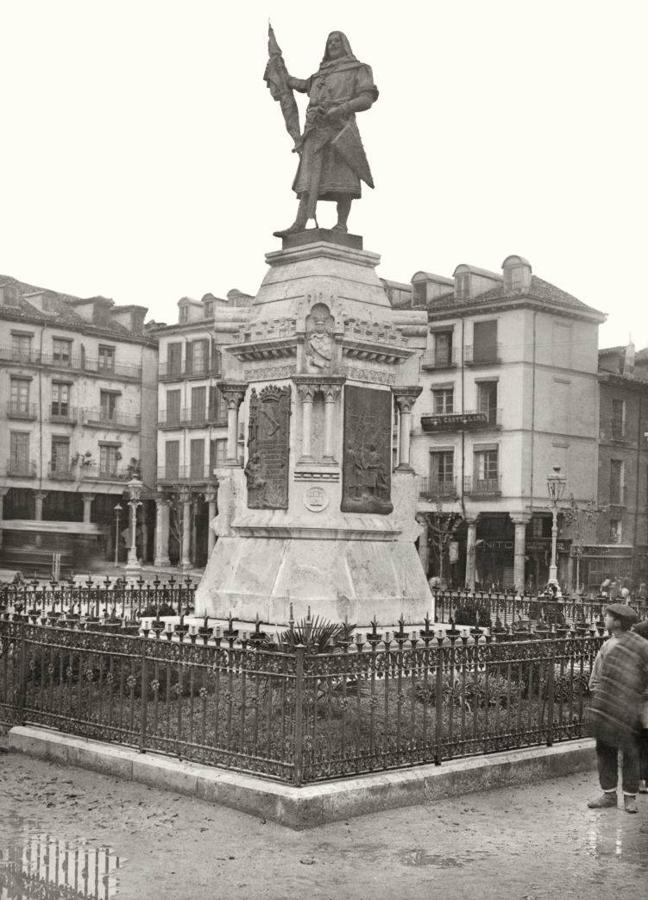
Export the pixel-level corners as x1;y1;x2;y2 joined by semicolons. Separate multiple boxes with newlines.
194;234;431;626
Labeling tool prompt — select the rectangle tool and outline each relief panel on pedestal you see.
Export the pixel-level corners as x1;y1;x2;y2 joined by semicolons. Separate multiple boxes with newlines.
244;385;291;509
341;385;393;514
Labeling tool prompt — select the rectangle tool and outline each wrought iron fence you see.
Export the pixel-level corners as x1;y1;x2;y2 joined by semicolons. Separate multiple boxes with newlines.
0;576;196;625
0;614;603;786
432;589;648;628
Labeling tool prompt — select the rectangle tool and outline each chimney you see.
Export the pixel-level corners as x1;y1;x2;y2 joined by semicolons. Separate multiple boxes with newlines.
623;340;635;375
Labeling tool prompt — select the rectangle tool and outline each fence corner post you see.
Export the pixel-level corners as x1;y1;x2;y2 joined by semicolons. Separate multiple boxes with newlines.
293;643;305;786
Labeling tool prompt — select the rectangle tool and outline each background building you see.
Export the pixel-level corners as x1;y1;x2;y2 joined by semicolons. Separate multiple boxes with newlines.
151;289;253;569
405;255;606;591
0;276;158;575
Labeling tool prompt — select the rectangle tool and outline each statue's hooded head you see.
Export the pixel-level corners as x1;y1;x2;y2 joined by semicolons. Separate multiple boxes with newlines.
322;31;356;64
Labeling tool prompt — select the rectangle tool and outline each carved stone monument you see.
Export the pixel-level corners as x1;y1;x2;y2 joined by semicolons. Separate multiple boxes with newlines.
194;28;432;626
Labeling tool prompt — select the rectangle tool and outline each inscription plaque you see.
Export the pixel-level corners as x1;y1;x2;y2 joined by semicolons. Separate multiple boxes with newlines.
341;385;393;514
245;384;291;509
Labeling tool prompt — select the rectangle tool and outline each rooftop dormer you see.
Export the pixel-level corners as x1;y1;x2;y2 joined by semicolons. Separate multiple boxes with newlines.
452;265;501;301
502;255;532;293
411;271;455;307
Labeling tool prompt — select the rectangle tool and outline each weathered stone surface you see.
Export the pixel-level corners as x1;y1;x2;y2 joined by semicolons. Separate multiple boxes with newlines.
282;228;363;251
342;385;392;514
245;385;291;509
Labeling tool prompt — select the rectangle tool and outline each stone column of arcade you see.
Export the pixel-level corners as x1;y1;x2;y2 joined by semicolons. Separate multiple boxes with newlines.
81;493;95;524
296;383;316;462
34;491;47;521
391;387;423;471
465;517;478;590
179;486;192;570
220;383;248;465
154;496;171;567
0;487;8;548
511;514;531;592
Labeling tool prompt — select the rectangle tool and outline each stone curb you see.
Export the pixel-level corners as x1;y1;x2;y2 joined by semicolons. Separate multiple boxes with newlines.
7;726;596;830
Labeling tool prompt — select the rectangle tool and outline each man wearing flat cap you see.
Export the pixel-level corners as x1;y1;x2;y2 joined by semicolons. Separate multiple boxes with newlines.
587;604;648;813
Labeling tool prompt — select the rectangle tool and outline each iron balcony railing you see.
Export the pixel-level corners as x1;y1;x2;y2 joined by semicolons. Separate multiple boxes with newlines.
6;401;37;421
157;465;216;483
81;464;132;483
158;360;221;381
159;408;212;428
463;474;502;496
610;417;626;440
608;483;627;507
464;344;502;366
83;409;141;430
47;462;76;481
420;347;457;370
0;346;142;380
421;408;501;432
418;476;459;500
49;406;78;425
6;460;37;478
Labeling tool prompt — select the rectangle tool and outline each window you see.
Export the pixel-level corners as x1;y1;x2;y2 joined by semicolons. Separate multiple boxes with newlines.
474;448;499;487
455;272;470;301
179;305;189;323
167;343;182;376
9;432;30;474
208;385;226;423
52;338;72;366
210;438;227;469
472;320;498;364
166;389;181;425
204;301;214;319
165;441;180;479
609;519;622;544
11;332;32;361
10;378;30;414
51;437;70;474
98;345;115;373
187;340;208;376
99;445;119;477
610;459;624;505
191;386;206;424
532;517;544;538
611;399;625;439
432;387;454;414
430;450;454;485
433;331;453;367
51;382;70;417
190;439;205;479
477;381;498;424
100;391;118;422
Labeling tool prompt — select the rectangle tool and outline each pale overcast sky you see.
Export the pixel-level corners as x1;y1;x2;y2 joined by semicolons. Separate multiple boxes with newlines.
2;1;646;347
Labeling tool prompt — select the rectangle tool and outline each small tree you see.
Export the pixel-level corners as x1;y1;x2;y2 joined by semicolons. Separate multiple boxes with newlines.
424;502;463;585
563;495;600;594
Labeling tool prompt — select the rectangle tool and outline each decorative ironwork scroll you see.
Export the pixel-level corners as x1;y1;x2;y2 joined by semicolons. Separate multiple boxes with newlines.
245;384;292;509
341;385;393;514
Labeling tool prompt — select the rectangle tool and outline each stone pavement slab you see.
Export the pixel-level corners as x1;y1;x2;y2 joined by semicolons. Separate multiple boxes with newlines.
1;745;647;900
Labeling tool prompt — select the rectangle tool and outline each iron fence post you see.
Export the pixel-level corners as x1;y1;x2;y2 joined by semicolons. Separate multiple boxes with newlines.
17;623;27;724
434;648;443;765
139;638;148;753
293;644;305;786
545;650;555;747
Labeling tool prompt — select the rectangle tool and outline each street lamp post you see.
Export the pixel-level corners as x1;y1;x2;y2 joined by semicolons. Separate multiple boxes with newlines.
113;503;122;566
126;477;143;576
546;465;567;595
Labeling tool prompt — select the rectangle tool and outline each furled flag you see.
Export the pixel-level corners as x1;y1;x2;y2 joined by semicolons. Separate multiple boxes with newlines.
263;23;301;151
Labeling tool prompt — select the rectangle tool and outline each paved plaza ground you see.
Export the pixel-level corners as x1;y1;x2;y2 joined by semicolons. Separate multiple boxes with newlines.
1;745;647;900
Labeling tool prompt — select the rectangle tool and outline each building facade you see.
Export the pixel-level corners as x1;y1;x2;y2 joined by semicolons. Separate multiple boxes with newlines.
406;256;606;591
151;289;253;569
0;276;158;575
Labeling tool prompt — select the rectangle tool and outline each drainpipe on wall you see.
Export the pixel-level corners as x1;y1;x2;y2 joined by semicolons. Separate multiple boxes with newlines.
633;394;643;580
529;311;537;510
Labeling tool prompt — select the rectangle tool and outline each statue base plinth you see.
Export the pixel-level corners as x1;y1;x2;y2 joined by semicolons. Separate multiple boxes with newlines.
281;227;363;251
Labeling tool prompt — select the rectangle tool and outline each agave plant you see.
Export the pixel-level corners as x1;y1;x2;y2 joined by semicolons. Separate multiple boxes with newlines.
277;615;355;653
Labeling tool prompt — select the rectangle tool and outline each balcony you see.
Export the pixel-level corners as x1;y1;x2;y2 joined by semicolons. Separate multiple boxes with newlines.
0;346;141;381
158;361;220;383
464;344;501;366
463;475;502;498
5;460;37;478
83;409;141;431
81;464;132;484
420;409;501;433
608;484;627;508
418;476;459;501
49;406;78;425
158;408;210;429
157;465;216;485
6;402;37;421
47;462;76;481
421;347;457;371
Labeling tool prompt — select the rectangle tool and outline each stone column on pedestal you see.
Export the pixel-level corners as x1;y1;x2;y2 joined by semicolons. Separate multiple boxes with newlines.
416;514;430;577
465;517;478;590
391;386;423;472
296;382;316;462
205;485;218;556
219;383;248;465
321;382;343;463
510;514;531;593
34;491;47;521
81;493;95;524
180;486;192;570
154;496;171;567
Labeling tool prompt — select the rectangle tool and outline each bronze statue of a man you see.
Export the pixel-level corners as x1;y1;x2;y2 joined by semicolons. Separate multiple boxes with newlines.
267;31;379;237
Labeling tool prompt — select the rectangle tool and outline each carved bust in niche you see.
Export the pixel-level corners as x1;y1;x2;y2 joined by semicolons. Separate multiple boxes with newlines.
305;303;335;374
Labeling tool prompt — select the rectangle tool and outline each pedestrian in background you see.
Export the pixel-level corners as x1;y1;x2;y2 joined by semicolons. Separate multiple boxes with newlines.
587;604;648;813
632;619;648;794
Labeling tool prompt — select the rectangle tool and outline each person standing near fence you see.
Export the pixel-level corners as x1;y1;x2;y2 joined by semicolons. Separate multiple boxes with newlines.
632;619;648;794
587;604;648;813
